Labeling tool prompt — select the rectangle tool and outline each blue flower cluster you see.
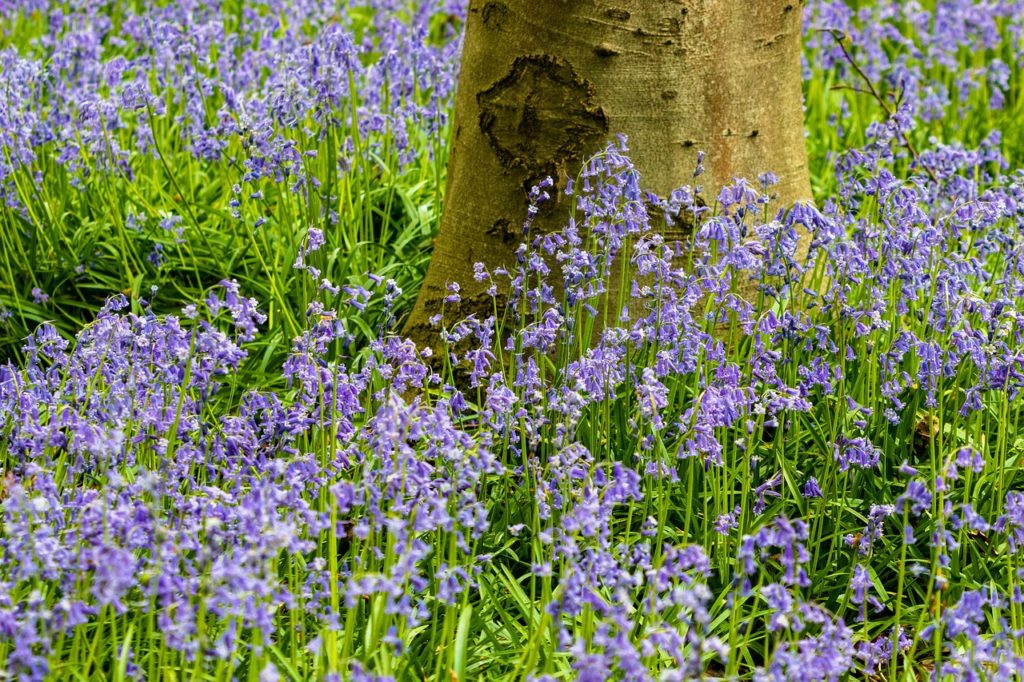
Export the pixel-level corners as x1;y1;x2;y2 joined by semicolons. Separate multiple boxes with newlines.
1;0;1024;680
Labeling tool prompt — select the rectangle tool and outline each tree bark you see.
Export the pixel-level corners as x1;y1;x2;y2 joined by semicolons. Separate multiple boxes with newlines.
405;0;811;344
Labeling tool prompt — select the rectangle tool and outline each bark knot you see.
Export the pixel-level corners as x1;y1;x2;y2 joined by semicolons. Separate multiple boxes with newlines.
481;2;509;30
477;55;608;182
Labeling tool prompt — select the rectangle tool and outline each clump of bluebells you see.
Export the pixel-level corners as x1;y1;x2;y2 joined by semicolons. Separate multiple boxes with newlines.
3;0;1024;681
4;128;1024;681
0;0;465;354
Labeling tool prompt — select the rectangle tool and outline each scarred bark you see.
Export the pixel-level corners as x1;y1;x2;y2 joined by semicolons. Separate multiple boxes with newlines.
405;0;811;344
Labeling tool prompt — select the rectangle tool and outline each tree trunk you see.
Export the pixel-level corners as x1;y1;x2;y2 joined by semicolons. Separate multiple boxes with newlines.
405;0;811;344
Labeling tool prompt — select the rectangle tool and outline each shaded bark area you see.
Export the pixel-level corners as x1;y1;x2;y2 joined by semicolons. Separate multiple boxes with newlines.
406;0;811;344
